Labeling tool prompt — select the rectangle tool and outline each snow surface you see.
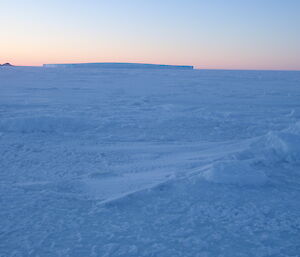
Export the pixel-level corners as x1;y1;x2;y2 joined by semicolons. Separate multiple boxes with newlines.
0;67;300;256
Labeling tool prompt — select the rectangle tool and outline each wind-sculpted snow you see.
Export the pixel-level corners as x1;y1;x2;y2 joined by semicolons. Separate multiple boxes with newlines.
203;160;268;186
0;67;300;256
232;122;300;165
202;121;300;186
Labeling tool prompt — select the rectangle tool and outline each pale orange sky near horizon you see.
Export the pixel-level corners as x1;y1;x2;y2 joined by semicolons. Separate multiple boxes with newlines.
1;0;300;71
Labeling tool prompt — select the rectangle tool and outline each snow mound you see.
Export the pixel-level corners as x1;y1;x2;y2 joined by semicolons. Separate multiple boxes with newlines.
260;131;300;164
286;120;300;134
0;116;92;133
236;122;300;165
204;122;300;186
203;160;268;186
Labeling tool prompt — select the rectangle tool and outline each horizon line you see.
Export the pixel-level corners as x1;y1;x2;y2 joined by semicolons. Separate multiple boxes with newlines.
9;65;300;72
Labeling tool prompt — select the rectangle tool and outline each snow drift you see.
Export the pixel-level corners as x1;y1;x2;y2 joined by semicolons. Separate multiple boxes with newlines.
234;122;300;165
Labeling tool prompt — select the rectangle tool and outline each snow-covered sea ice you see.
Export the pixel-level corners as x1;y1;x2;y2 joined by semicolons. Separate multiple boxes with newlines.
1;67;300;256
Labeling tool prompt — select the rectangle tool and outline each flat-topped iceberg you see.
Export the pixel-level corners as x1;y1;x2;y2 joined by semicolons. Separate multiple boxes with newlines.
43;62;194;70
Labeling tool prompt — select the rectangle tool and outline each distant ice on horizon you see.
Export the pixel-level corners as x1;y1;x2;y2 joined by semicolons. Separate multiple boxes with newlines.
43;62;194;70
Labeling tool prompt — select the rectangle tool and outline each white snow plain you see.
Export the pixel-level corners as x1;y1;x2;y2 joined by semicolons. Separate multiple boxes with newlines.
0;67;300;256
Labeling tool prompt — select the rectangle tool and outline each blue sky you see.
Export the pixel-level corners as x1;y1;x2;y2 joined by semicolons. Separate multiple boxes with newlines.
1;0;299;70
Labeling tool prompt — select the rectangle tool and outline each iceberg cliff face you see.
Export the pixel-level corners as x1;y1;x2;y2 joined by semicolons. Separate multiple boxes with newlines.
43;62;194;70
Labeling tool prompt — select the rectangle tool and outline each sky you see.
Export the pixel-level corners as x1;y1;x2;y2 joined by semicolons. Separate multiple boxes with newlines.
1;0;300;70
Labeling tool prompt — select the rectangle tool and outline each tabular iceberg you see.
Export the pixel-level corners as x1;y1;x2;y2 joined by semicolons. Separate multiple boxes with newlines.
43;62;194;70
